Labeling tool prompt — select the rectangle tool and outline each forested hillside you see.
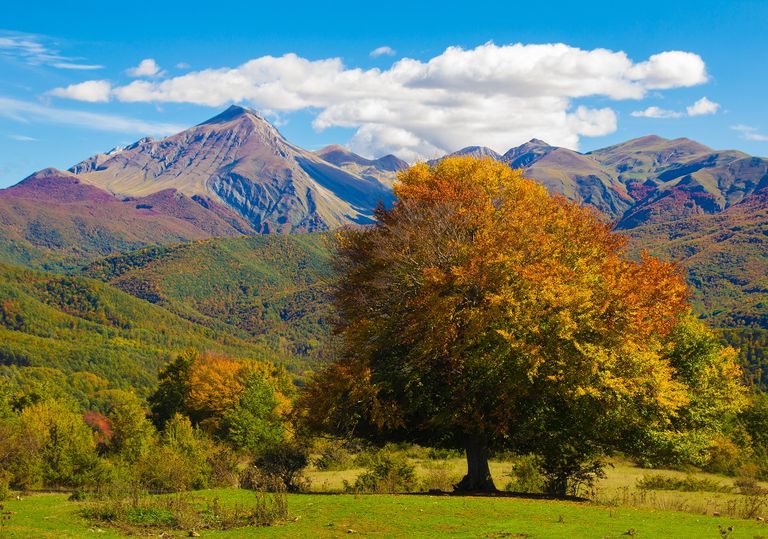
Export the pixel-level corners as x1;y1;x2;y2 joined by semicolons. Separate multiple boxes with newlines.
82;233;335;363
0;262;301;396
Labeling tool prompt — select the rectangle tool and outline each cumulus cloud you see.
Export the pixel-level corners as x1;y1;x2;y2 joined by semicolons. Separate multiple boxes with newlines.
732;124;768;142
0;95;183;135
686;96;719;116
127;58;162;77
48;42;709;158
370;46;396;58
632;96;720;120
49;80;112;102
0;31;103;70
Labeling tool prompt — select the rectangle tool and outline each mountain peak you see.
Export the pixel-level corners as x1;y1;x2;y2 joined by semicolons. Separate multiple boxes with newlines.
450;146;503;160
20;168;80;184
526;138;551;147
199;104;263;125
316;144;351;156
503;139;556;168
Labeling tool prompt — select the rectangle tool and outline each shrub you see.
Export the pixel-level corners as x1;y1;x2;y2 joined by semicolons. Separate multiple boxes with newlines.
705;434;751;477
505;455;545;494
427;447;462;460
636;474;732;493
420;460;461;492
347;450;417;493
83;491;288;532
734;477;768;495
313;441;354;471
0;472;10;501
248;442;310;492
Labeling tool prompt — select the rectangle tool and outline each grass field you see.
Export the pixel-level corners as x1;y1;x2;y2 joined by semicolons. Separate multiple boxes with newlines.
3;459;768;538
307;455;768;518
3;489;767;538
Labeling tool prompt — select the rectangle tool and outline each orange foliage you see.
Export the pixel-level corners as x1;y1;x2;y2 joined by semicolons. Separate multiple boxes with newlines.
185;352;292;430
304;156;708;445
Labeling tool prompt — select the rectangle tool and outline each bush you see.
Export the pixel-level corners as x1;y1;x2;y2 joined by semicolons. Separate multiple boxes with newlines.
420;460;461;492
505;455;545;494
248;443;310;492
636;474;732;493
82;491;288;532
347;450;417;493
427;447;462;460
313;441;354;471
0;472;10;501
734;477;768;495
705;434;752;477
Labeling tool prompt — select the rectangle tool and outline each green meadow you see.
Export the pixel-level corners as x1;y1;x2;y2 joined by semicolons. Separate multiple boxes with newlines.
3;460;768;538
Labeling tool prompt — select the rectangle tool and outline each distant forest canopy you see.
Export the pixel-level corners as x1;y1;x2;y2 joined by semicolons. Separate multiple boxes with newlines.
0;233;766;398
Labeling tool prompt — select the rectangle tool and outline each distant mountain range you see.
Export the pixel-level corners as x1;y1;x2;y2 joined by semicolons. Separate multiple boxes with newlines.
0;105;765;326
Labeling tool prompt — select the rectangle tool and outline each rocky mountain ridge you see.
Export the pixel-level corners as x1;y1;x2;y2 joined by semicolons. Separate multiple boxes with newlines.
70;105;394;233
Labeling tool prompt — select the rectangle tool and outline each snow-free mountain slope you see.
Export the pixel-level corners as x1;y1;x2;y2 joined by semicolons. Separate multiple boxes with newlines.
0;168;253;269
72;106;394;233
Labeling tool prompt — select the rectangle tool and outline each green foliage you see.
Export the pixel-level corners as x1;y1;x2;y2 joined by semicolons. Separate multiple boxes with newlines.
107;393;154;464
504;455;546;494
9;400;104;489
148;349;195;428
348;449;417;493
737;393;768;479
312;440;356;471
720;328;768;391
219;374;284;454
636;474;732;493
0;262;289;400
82;234;336;366
249;442;311;493
82;490;288;533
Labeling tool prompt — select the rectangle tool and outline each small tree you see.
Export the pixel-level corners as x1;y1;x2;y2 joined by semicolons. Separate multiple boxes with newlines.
108;393;154;464
298;156;746;494
219;374;284;454
149;349;196;428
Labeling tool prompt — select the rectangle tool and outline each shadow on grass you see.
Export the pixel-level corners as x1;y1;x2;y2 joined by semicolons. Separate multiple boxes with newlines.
294;490;588;502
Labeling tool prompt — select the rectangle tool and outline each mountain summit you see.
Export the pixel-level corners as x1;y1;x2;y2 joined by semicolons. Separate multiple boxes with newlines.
71;106;394;233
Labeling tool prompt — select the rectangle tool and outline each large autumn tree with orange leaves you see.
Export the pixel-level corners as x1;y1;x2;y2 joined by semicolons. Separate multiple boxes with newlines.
298;156;745;495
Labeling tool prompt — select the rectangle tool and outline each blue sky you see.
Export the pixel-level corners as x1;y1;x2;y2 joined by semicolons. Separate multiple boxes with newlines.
1;0;767;188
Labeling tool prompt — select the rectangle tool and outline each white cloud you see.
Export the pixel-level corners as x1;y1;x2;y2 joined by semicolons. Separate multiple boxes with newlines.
631;106;683;119
626;51;708;89
0;96;183;135
176;62;190;69
127;58;162;77
0;31;103;70
686;96;719;116
49;80;112;102
47;42;709;158
632;96;720;120
370;46;396;58
732;124;768;142
8;134;37;141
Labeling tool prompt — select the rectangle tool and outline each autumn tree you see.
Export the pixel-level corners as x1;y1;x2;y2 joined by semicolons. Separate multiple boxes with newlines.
149;350;292;451
298;156;746;494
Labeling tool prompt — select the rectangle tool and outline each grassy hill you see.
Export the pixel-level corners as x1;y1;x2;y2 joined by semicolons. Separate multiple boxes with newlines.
82;233;336;363
0;262;297;395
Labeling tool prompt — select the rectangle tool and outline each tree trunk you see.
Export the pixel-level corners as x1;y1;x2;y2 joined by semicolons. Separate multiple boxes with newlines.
454;438;497;492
